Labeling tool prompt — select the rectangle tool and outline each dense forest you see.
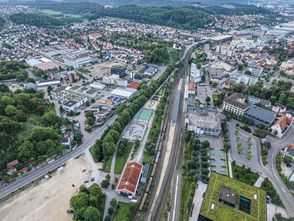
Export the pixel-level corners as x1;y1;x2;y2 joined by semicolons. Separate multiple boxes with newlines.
92;6;214;29
19;1;280;30
0;61;29;81
0;89;69;180
9;13;81;28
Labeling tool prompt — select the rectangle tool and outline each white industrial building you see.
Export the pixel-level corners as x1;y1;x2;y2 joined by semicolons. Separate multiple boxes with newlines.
51;85;100;112
37;80;61;88
90;82;106;90
110;87;137;98
63;49;99;69
191;63;202;83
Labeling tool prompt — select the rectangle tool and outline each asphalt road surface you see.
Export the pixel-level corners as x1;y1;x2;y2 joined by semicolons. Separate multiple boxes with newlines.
228;120;294;217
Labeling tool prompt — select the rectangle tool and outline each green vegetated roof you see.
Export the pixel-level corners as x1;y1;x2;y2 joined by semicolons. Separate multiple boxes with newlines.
200;172;267;221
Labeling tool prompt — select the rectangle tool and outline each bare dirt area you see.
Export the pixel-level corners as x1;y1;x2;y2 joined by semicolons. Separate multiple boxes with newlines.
87;60;126;78
0;155;91;221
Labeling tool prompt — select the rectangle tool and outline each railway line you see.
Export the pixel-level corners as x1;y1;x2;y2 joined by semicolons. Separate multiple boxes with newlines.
135;42;202;221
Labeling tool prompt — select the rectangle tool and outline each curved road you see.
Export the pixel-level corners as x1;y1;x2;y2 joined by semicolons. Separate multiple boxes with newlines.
228;121;294;217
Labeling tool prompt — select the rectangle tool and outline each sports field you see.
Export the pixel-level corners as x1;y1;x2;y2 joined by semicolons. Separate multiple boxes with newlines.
138;108;153;122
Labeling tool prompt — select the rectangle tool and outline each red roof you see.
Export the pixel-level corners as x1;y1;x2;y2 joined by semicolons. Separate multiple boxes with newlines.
17;167;28;174
188;81;196;91
117;161;143;195
274;116;292;131
287;144;294;150
6;159;19;170
129;82;140;89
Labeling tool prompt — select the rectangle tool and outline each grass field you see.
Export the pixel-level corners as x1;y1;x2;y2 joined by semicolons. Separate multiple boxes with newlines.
114;142;134;174
102;158;112;173
114;203;133;221
42;9;82;18
180;176;193;221
143;151;154;164
200;172;266;221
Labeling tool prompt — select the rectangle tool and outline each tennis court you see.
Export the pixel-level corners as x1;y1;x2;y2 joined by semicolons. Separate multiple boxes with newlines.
138;108;153;122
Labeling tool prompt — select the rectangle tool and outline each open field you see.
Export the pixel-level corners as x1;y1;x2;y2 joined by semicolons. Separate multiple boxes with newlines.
114;202;134;221
87;60;126;78
0;155;91;221
42;9;82;18
114;142;134;174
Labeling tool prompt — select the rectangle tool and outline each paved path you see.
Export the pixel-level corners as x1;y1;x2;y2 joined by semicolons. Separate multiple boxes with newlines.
189;182;207;221
254;176;264;188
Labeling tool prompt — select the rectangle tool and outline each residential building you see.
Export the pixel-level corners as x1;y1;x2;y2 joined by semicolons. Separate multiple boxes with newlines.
271;115;293;138
144;66;158;76
281;144;294;160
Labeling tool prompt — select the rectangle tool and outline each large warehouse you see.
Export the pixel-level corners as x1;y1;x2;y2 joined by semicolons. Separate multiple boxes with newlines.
110;87;137;99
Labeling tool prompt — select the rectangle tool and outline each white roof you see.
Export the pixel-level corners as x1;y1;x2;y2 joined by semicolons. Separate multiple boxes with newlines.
90;82;106;90
110;87;137;98
26;58;42;67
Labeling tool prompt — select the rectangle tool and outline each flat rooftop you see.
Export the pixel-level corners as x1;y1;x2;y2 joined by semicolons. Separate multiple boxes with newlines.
245;105;276;124
187;106;221;130
200;172;266;221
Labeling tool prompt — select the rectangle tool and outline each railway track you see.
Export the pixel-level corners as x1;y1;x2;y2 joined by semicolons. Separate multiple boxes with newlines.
135;44;196;221
147;44;193;221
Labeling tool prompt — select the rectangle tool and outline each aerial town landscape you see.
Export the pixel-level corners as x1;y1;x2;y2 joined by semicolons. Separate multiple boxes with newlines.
0;0;294;221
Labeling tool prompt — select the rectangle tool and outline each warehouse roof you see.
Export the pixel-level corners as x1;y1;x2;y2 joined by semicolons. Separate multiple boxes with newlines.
110;87;137;98
245;105;276;124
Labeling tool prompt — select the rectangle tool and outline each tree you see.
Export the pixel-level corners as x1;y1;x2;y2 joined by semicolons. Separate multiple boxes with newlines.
70;192;90;211
238;63;244;71
110;198;117;207
283;155;293;165
84;206;102;221
205;96;211;104
101;179;110;188
41;111;60;126
0;84;9;92
237;143;243;154
245;70;251;75
74;131;84;145
246;150;253;160
5;105;18;117
108;207;114;215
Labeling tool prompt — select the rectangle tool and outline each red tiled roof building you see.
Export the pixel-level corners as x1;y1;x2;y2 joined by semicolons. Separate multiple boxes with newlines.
116;161;143;197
